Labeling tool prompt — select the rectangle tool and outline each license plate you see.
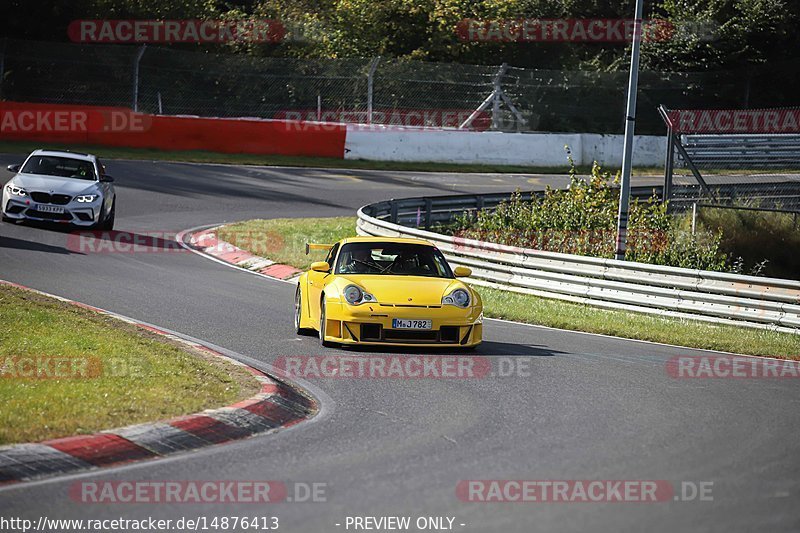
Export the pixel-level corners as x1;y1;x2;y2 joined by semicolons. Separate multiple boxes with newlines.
392;318;432;330
36;204;64;214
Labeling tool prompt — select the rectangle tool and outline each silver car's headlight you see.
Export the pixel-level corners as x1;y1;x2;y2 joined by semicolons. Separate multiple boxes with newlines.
5;184;27;197
75;194;99;203
443;288;470;307
343;284;375;305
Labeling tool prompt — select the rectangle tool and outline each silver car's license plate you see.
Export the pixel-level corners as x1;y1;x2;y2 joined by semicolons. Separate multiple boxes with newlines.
392;318;432;330
36;204;64;213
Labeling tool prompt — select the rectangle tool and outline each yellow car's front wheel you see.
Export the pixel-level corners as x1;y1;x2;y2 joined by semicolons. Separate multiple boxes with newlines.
294;285;314;336
318;297;336;348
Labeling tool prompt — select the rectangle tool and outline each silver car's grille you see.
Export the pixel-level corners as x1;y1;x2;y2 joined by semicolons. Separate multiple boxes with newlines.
30;192;72;205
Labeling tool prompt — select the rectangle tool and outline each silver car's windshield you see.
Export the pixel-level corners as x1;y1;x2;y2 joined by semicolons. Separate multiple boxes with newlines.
21;156;96;181
335;242;453;278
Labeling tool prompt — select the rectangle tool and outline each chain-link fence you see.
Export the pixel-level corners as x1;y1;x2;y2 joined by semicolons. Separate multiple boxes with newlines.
2;38;799;135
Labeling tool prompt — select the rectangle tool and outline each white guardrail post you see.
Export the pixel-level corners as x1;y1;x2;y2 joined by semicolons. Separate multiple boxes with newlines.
356;198;800;334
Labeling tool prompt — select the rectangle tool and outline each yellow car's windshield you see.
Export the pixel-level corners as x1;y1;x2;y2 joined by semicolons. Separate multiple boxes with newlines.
335;242;453;278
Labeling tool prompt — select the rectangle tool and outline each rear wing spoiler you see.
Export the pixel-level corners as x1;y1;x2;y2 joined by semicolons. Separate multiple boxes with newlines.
305;243;333;255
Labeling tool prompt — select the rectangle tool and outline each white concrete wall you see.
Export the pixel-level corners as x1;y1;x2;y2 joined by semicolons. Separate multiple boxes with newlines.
580;133;665;168
344;127;666;167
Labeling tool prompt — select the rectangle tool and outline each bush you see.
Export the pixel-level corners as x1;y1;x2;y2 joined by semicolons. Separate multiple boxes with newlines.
448;160;730;271
687;207;800;280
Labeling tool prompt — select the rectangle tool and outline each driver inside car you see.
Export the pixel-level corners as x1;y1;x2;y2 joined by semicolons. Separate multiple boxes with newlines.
72;162;94;179
340;248;376;273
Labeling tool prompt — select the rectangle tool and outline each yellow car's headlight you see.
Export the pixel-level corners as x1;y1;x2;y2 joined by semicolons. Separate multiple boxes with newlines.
443;288;470;307
343;284;376;305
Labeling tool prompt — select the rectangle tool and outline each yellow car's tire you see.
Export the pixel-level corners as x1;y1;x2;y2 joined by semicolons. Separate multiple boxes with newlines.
294;285;314;336
318;297;336;348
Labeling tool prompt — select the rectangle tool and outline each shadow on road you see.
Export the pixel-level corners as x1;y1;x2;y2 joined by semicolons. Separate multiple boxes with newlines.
2;220;185;253
69;229;185;253
0;234;79;255
337;340;564;357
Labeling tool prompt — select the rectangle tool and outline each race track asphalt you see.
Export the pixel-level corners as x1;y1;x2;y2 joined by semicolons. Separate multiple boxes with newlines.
1;156;798;533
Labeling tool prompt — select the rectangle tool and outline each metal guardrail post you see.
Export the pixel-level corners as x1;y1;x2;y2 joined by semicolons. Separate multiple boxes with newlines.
424;198;432;229
389;199;398;224
474;195;485;221
663;126;675;206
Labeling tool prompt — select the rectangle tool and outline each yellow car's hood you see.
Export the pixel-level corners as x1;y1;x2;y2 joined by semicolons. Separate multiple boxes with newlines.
338;275;463;306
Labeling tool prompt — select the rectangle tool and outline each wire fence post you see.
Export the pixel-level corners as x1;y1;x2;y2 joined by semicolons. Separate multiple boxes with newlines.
132;44;147;112
366;56;380;125
491;63;507;130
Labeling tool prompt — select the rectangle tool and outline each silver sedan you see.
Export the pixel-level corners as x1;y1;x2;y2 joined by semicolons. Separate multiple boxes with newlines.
2;149;116;230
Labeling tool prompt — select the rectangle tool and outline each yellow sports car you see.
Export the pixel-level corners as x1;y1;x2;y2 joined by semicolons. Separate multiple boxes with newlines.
294;237;482;348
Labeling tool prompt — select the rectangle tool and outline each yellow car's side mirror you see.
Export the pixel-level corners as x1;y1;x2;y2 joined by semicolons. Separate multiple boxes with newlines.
311;261;330;272
453;266;472;277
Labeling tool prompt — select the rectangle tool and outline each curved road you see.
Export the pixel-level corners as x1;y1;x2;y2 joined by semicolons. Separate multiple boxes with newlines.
1;156;798;532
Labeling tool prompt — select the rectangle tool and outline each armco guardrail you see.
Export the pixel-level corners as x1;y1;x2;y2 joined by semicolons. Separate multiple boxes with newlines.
357;193;800;333
681;134;800;168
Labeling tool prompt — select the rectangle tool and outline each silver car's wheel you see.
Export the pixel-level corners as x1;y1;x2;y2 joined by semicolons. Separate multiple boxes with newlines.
100;200;115;231
92;199;115;231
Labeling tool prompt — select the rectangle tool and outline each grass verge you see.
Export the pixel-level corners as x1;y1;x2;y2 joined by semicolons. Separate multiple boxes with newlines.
0;284;260;444
217;216;800;359
0;140;662;175
218;217;355;271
